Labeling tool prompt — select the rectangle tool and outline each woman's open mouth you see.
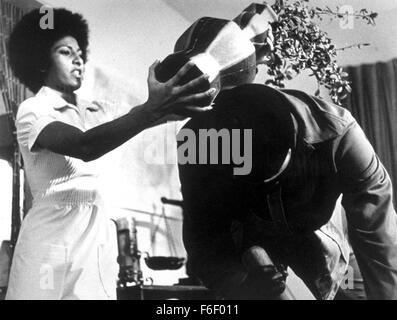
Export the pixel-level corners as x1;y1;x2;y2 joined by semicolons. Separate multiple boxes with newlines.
72;69;83;78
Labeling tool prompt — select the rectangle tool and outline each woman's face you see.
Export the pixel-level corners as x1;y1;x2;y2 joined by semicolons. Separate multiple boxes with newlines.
44;36;85;92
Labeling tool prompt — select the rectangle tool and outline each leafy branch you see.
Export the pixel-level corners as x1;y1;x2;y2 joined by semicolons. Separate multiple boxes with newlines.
266;0;377;104
313;7;378;26
335;43;370;52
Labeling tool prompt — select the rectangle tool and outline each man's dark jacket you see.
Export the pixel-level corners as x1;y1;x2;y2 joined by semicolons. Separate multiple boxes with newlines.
178;84;397;300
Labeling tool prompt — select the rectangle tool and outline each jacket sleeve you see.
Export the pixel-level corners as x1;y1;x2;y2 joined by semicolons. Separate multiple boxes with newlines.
179;162;247;297
336;121;397;299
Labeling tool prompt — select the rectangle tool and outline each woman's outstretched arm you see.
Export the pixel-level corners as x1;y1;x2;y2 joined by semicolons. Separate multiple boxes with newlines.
35;61;216;161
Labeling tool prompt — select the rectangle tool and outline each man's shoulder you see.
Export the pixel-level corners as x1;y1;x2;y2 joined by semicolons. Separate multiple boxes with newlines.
281;89;356;143
283;89;354;122
182;85;357;144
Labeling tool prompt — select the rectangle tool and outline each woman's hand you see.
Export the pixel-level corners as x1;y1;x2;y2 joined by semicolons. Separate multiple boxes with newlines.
143;60;217;121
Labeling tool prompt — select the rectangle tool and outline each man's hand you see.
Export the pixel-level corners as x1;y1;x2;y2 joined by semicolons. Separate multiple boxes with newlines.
143;60;217;121
227;245;287;299
228;265;286;299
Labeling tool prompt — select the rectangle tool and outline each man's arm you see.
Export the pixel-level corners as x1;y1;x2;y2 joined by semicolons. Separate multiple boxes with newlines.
336;122;397;299
180;161;287;299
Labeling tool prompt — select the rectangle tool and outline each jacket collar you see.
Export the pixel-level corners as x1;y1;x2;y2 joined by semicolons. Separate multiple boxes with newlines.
264;86;354;145
35;86;99;112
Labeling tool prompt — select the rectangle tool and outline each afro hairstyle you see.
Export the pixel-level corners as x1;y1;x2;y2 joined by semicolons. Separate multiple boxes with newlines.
8;8;89;93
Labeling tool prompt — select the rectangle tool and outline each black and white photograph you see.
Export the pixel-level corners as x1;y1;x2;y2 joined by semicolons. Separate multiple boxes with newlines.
0;0;397;305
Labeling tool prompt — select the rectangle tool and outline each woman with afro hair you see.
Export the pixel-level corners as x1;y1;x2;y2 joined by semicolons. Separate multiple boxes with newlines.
6;8;216;300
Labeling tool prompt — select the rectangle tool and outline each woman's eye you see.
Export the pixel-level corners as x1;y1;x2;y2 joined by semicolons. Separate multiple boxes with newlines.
60;49;71;55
